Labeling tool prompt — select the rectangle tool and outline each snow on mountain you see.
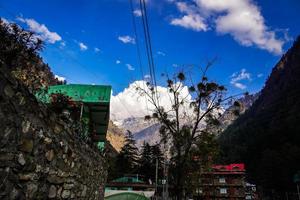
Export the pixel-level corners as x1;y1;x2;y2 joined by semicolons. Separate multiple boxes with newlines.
109;80;250;147
110;80;193;146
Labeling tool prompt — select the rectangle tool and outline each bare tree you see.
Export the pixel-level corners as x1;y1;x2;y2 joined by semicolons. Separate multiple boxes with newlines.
136;62;241;199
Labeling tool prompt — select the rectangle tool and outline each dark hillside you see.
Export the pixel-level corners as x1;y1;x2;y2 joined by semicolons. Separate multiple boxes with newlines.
219;36;300;197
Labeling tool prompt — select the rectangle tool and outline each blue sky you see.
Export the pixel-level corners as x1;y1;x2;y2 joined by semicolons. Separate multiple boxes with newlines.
1;0;300;95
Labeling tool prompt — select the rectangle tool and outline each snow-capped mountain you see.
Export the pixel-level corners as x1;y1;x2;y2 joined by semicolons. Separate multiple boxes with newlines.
109;80;257;147
113;117;161;147
110;80;192;147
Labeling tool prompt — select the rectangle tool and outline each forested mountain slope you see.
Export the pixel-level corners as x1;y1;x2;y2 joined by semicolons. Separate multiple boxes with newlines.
219;37;300;195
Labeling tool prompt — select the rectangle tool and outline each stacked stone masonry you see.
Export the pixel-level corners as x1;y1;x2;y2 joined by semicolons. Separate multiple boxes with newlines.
0;64;107;199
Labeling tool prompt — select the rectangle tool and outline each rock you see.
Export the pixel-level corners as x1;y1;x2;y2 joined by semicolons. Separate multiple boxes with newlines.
0;153;14;162
35;164;42;173
48;185;57;198
17;93;26;105
47;175;65;184
63;183;74;190
54;124;62;134
81;185;87;197
26;183;38;198
57;186;63;197
19;173;37;181
17;153;26;166
4;85;14;98
44;137;52;144
19;139;33;153
9;188;21;199
49;169;56;175
37;129;44;139
21;120;31;133
61;190;70;199
44;167;50;174
58;171;69;178
45;149;54;161
1;127;13;146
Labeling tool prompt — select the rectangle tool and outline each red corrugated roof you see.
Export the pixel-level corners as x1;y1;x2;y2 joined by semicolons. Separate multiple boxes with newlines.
212;163;245;171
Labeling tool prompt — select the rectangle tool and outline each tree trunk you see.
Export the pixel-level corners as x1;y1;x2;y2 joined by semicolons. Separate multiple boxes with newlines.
175;152;184;200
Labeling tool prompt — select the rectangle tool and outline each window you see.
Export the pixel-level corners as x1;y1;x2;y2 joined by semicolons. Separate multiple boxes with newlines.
197;188;203;194
219;177;226;183
220;188;227;194
246;195;252;199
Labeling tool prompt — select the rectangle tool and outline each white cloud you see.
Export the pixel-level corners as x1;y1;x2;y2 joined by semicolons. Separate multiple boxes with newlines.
55;75;66;82
59;41;66;49
230;68;251;90
170;2;207;32
110;80;193;122
144;74;151;81
257;73;263;78
231;68;251;82
157;51;166;56
171;0;286;54
79;42;88;51
232;82;247;90
94;47;101;52
126;64;135;71
118;35;136;44
116;60;121;64
133;9;142;17
17;17;61;44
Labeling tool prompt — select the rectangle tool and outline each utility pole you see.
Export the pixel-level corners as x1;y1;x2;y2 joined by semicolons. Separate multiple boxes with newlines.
165;159;169;200
297;183;300;200
293;171;300;200
162;161;165;199
155;157;158;200
163;159;166;200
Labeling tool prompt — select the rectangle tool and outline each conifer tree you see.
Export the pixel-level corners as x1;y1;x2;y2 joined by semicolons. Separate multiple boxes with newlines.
115;131;139;175
138;142;164;182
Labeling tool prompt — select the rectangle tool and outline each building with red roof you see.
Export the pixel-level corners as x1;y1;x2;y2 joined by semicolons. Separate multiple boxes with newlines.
191;163;258;200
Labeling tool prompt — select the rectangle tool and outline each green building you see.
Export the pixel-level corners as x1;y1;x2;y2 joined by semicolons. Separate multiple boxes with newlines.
35;84;111;150
105;175;154;200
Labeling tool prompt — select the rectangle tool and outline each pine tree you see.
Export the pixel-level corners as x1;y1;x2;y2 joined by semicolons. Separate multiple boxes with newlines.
139;142;153;181
138;142;164;183
115;131;139;176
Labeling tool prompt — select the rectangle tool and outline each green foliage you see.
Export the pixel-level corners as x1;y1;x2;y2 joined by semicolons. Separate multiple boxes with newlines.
0;18;59;92
138;142;164;182
135;65;230;199
115;131;139;176
0;18;43;64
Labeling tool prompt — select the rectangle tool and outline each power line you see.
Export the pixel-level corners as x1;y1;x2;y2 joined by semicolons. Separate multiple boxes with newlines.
139;0;159;106
141;0;157;87
129;0;144;81
139;0;153;84
129;0;151;115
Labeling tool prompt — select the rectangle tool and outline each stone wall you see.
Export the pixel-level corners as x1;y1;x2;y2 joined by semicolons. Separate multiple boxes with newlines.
0;63;107;199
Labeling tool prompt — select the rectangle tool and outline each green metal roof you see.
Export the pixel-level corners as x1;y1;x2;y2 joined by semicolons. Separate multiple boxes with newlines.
105;192;149;200
112;176;145;184
37;84;111;103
